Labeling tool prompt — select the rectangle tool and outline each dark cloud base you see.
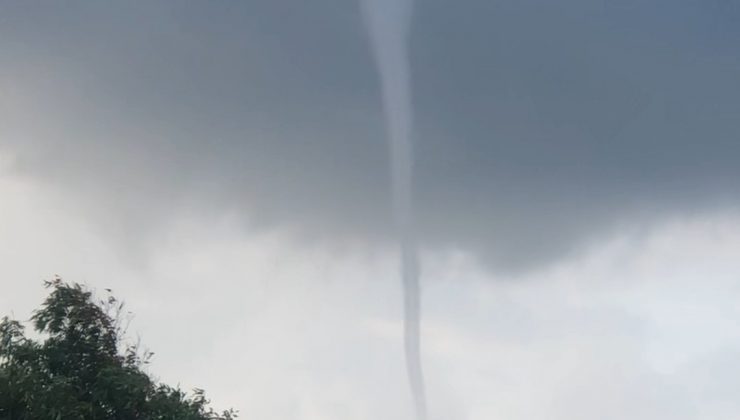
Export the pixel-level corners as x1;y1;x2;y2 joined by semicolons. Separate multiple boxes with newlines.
2;0;740;271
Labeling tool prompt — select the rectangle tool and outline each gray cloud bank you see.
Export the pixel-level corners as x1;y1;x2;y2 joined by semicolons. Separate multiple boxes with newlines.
2;0;740;270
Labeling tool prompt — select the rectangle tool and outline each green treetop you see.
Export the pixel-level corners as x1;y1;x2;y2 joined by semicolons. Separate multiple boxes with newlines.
0;278;236;420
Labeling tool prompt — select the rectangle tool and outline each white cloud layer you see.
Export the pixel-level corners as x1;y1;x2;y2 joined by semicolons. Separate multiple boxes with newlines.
2;170;740;419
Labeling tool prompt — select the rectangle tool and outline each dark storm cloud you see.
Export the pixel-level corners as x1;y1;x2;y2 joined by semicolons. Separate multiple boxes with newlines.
2;0;740;270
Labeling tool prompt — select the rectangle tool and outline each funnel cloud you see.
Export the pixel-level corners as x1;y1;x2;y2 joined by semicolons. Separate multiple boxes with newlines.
360;0;427;418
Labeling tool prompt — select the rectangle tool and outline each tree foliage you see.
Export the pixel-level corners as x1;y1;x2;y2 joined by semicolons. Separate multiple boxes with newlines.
0;278;237;420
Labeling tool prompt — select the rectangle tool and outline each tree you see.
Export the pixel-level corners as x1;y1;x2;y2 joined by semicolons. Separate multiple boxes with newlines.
0;278;237;420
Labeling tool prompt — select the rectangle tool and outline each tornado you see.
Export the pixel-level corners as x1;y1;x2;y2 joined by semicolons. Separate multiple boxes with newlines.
360;1;427;419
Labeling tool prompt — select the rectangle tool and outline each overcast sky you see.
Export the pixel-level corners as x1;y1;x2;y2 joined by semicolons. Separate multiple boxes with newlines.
2;1;740;419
